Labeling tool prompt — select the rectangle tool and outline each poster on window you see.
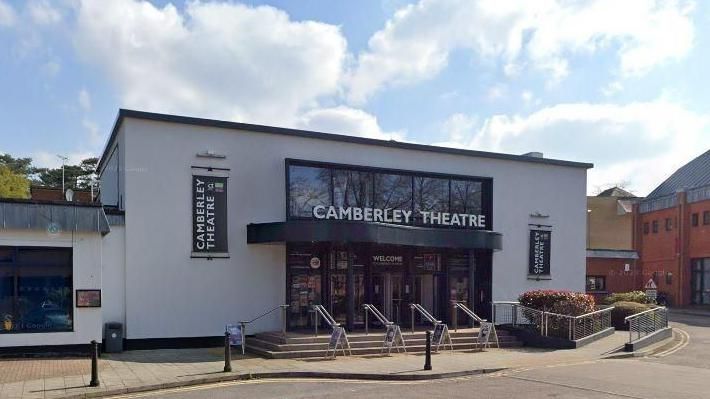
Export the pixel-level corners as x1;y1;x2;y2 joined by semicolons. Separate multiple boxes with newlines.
192;175;228;257
528;229;551;276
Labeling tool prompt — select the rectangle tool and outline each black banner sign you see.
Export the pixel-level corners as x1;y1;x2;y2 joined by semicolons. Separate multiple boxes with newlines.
528;229;551;275
192;175;228;255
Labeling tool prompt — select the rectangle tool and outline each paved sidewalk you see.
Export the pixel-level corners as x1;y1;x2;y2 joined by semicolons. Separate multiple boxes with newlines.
0;332;629;399
670;306;710;318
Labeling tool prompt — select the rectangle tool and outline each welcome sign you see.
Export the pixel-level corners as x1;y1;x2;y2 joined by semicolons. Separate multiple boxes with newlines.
312;205;487;228
192;175;228;256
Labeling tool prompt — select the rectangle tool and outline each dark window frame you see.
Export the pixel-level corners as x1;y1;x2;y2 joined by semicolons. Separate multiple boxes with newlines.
692;213;699;227
643;222;649;235
0;246;74;335
585;275;606;292
285;158;493;230
665;218;672;231
652;220;659;233
704;211;710;225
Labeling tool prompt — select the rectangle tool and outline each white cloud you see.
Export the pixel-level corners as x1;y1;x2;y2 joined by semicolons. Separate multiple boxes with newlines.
0;0;16;27
441;100;709;195
297;106;404;141
73;0;348;126
78;88;91;111
601;81;624;97
486;84;507;101
32;151;95;169
28;0;62;25
347;0;695;104
437;113;478;147
521;90;533;104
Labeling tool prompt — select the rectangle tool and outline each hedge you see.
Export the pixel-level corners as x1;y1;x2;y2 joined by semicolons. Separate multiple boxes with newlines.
518;290;596;316
602;291;651;305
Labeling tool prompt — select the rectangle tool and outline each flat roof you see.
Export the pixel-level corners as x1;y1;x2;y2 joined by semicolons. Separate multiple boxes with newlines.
97;109;594;172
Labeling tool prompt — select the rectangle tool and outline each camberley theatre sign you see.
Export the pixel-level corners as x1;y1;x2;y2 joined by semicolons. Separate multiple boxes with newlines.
312;205;487;228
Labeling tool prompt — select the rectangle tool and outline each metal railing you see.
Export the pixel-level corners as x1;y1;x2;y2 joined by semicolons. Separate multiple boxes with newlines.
451;301;486;331
311;304;340;337
363;304;392;335
410;303;440;333
625;307;668;344
238;304;289;354
492;302;614;341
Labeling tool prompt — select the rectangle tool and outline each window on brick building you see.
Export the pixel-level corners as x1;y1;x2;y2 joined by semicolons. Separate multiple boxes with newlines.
652;220;658;233
665;218;672;231
704;211;710;225
586;276;606;292
692;213;699;227
643;222;649;234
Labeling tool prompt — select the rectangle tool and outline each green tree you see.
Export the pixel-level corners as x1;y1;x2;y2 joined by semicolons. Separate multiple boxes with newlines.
33;157;98;190
0;153;34;175
0;165;30;199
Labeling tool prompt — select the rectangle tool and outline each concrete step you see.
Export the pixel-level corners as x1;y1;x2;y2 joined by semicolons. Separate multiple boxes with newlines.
247;335;521;352
246;339;523;359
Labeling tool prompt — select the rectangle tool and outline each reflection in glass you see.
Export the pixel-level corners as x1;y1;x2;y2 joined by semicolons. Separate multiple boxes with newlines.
289;165;331;217
451;180;482;214
333;170;373;208
414;177;449;223
374;173;412;211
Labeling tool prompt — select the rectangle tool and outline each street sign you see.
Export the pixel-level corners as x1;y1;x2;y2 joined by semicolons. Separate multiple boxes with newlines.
381;324;406;355
226;324;242;346
645;279;657;289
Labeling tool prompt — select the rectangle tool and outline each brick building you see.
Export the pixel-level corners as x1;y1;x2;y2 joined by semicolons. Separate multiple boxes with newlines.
636;150;710;306
585;187;640;301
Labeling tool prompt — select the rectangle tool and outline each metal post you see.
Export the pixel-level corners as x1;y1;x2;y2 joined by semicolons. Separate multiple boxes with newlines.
424;331;432;370
568;318;572;340
365;307;369;336
512;304;517;326
315;311;319;337
281;306;287;337
240;322;246;355
452;303;458;332
224;332;232;372
411;306;415;334
89;340;100;387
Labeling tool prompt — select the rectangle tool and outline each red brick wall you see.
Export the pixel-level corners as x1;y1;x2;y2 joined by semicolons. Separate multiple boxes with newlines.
586;257;638;301
688;200;710;259
638;205;682;304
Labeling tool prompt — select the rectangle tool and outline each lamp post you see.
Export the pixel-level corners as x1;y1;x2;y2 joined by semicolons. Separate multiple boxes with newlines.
57;155;68;194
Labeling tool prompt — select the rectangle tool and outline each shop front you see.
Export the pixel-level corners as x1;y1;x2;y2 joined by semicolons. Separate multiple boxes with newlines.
248;158;501;331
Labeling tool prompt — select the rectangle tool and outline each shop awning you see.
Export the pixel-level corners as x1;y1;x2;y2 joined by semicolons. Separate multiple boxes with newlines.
247;220;502;250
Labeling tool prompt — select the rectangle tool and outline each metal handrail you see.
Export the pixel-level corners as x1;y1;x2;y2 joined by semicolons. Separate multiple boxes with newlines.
491;301;614;341
409;303;440;333
451;301;486;331
625;306;668;343
235;304;289;354
363;304;392;335
311;304;340;337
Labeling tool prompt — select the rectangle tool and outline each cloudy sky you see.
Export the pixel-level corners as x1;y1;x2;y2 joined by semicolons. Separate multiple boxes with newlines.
0;0;708;195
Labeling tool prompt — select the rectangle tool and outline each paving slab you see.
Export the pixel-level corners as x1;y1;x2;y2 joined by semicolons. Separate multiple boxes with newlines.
0;331;638;399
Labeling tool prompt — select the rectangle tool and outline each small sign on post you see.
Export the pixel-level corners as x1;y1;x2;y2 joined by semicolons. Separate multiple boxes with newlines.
645;279;658;303
226;324;244;354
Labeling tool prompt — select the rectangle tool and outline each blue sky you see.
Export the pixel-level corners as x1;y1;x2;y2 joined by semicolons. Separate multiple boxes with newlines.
0;0;709;195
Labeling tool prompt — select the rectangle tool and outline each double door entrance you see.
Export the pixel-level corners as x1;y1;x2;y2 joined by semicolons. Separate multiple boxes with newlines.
286;244;492;331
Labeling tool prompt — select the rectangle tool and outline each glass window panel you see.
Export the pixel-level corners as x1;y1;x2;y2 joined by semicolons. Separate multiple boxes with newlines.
374;173;412;211
451;180;482;215
0;247;13;263
414;177;449;220
288;165;331;218
333;169;373;208
1;263;14;332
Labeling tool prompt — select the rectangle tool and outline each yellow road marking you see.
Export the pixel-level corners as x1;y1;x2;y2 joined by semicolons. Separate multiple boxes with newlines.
650;328;690;358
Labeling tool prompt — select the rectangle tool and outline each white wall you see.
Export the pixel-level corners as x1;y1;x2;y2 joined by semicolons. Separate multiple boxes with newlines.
101;225;125;332
0;230;103;347
115;117;587;339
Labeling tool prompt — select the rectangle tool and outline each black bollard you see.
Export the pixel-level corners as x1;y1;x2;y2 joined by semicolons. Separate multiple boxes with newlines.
424;331;432;371
89;340;100;387
224;331;232;372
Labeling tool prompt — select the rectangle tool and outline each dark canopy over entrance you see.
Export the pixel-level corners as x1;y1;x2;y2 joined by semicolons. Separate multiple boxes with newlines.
247;220;502;250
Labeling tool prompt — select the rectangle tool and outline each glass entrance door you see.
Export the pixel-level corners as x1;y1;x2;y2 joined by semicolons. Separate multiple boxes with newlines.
413;274;438;325
371;272;403;325
692;259;710;305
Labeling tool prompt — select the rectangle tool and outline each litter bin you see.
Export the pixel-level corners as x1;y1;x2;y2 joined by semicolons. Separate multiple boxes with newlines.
104;322;123;353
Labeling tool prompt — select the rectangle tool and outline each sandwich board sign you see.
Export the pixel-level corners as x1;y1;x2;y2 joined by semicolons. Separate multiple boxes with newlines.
381;324;406;355
432;323;453;353
476;322;499;350
325;327;352;359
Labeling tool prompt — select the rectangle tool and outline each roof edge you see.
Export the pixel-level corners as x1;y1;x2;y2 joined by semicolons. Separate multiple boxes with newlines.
98;109;594;172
